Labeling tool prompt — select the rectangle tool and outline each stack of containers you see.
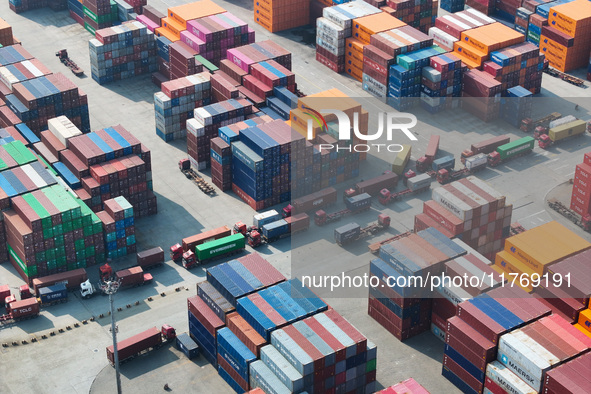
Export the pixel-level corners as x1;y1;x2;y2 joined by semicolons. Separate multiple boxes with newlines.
461;69;502;122
210;137;231;191
6;184;105;283
494;221;591;293
431;243;501;341
186;98;253;170
453;22;524;69
369;228;467;341
533;249;591;323
253;309;378;394
82;0;118;35
442;286;552;394
363;26;433;95
539;353;591;392
9;0;66;13
500;86;533;127
514;7;533;35
377;378;430;393
113;0;134;23
65;125;156;217
540;0;591;72
484;41;544;94
153;72;211;142
316;0;381;75
168;42;203;80
526;13;548;46
0;18;14;46
382;0;438;33
467;0;495;15
387;46;447;110
494;314;591;393
188;294;226;367
254;0;310;33
217;326;257;392
245;60;296;101
67;0;85;25
89;21;158;85
226;41;292;75
570;152;591;217
122;0;144;14
98;196;135;258
420;53;464;114
136;5;165;32
440;0;465;13
415;177;513;261
432;10;496;50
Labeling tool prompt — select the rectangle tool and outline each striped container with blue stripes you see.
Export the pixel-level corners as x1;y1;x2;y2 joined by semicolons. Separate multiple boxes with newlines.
217;327;256;392
420;53;463;114
500;86;532;128
188;295;225;368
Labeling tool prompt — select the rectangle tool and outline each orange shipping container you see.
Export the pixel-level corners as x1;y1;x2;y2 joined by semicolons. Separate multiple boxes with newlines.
162;17;186;37
454;41;488;65
547;0;591;38
346;37;365;63
155;27;179;42
168;0;226;29
460;23;524;54
352;13;406;44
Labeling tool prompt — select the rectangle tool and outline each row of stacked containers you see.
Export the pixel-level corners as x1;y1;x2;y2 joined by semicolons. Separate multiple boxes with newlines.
188;251;378;394
0;31;157;283
570;152;591;217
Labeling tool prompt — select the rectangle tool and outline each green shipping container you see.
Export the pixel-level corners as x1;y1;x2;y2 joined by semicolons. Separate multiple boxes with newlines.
195;55;219;72
549;120;586;142
496;137;535;161
391;145;412;175
195;233;245;262
85;23;97;36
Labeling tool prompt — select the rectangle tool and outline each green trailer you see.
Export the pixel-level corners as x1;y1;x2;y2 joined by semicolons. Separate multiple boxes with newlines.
194;233;245;263
488;137;535;167
391;145;412;175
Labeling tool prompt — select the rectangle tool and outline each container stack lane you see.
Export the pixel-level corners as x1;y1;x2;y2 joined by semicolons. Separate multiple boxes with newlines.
570;152;591;217
485;42;544;95
98;196;135;259
420;53;464;114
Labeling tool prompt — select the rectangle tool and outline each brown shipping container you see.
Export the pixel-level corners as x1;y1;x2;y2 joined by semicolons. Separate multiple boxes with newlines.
136;247;164;268
471;135;511;154
292;187;338;214
182;225;232;252
32;268;88;294
106;327;162;365
446;316;496;360
115;266;144;287
285;213;310;233
9;297;39;318
226;312;266;357
356;172;398;196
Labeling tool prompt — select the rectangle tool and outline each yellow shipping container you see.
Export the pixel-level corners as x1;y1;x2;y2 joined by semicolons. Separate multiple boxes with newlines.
494;251;535;292
547;0;591;38
538;220;591;252
454;41;488;66
574;324;591;338
290;108;323;139
460;23;524;54
578;309;591;330
168;0;225;28
352;13;406;44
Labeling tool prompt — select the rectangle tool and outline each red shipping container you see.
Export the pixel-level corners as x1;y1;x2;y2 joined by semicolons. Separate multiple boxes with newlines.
584;152;591;166
187;295;224;337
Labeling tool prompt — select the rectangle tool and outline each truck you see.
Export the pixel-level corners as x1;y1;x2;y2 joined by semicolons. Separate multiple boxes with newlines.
416;135;440;173
282;187;337;218
315;193;372;226
548;199;591;232
487;137;535;167
391;145;412;175
436;153;488;184
379;173;432;205
253;210;281;229
99;264;153;288
334;214;391;246
461;135;511;164
182;233;246;269
136;247;165;270
106;325;176;366
19;285;31;300
239;213;310;247
520;112;561;133
538;120;586;149
0;285;10;309
344;172;398;199
37;284;68;306
0;298;40;324
31;269;88;295
171;225;233;262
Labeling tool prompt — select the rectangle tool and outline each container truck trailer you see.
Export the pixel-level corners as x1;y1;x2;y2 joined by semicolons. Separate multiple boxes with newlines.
315;193;372;226
416;135;440;172
235;213;311;247
487;137;535;167
334;214;391;246
436;153;488;184
98;264;153;289
171;225;233;262
181;233;246;269
37;284;68;306
379;173;432;205
461;135;511;164
391;145;412;175
106;325;176;365
31;269;88;294
282;187;337;217
344;172;398;199
0;298;40;324
538;120;586;149
136;247;165;270
0;285;11;308
520;112;561;133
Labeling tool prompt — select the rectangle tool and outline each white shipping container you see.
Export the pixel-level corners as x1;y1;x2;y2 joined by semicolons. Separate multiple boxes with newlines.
486;361;537;394
193;107;212;125
293;321;336;364
437;284;471;305
451;181;488;210
186;118;204;137
422;66;442;83
407;173;432;191
452;239;491;265
432;187;473;220
455;12;484;26
313;313;357;358
260;345;304;392
21;164;47;189
249;360;291;394
429;27;458;50
466;176;505;207
498;332;552;391
465;153;488;171
431;323;446;342
317;17;346;39
21;60;44;78
465;8;496;23
442;15;471;30
548;115;576;129
323;1;381;29
253;210;280;228
271;329;314;376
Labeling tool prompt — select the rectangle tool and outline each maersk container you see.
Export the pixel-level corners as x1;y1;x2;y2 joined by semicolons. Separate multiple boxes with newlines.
249;359;292;394
465;153;487;171
262;219;289;240
345;192;371;211
548;120;586;142
432;155;455;171
335;223;361;245
496;136;534;160
38;283;68;305
195;233;245;262
486;361;537;394
407;173;431;191
391;144;412;175
260;345;304;392
176;332;199;359
253;210;281;228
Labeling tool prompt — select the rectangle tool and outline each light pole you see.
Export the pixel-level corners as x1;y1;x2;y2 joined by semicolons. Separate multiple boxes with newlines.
101;280;122;394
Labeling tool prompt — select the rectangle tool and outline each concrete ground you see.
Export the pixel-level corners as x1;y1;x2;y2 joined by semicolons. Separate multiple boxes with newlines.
0;0;590;393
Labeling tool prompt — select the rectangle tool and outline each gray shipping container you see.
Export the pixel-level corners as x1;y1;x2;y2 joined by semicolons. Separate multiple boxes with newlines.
260;345;304;392
335;223;361;245
407;173;432;191
432;155;455;171
249;360;292;394
345;193;371;211
176;333;199;359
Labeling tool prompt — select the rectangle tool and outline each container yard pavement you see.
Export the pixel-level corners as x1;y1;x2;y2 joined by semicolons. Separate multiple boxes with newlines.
0;1;590;394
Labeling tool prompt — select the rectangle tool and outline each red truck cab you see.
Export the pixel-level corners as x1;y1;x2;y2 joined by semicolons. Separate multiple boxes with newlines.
182;251;197;269
233;222;248;235
282;204;292;218
19;285;31;300
161;324;176;340
538;134;552;149
416;156;431;172
99;264;113;282
247;230;262;248
170;244;183;262
487;152;501;167
5;295;16;309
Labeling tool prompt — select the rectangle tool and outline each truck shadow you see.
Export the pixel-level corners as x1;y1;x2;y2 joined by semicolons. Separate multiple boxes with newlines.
17;314;54;333
119;344;181;380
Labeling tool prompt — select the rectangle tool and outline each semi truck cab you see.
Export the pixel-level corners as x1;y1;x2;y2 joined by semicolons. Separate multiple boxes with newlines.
80;280;95;299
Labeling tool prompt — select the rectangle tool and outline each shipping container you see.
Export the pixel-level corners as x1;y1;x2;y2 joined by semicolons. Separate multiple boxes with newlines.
391;145;412;175
433;155;456;172
253;210;281;229
115;267;146;288
7;297;39;319
183;225;232;252
136;247;164;269
38;284;68;305
345;193;372;211
31;268;88;294
289;187;337;215
334;223;361;245
548;120;586;142
195;233;245;263
106;327;162;365
355;172;398;196
176;332;199;359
